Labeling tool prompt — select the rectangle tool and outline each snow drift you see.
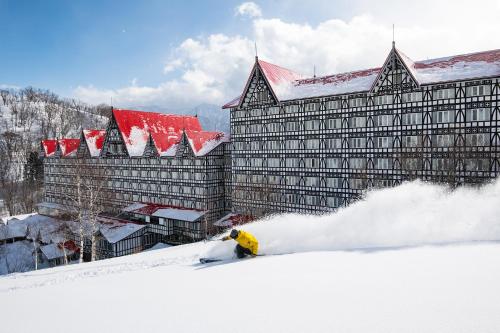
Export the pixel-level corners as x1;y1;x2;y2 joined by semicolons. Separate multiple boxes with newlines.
205;179;500;259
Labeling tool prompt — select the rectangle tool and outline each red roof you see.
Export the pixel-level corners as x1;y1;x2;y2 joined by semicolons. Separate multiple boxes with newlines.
59;240;80;253
258;59;302;86
415;49;500;70
185;130;229;156
112;109;202;156
82;129;106;157
58;139;80;157
41;139;58;157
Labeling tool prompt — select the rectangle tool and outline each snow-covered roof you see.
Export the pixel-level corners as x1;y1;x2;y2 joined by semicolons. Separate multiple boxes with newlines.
213;213;252;227
40;242;77;260
0;223;27;241
82;129;106;157
99;223;146;243
121;203;149;213
58;138;80;157
185;130;230;156
112;109;202;157
41;139;58;157
152;207;206;222
123;203;206;222
223;48;500;107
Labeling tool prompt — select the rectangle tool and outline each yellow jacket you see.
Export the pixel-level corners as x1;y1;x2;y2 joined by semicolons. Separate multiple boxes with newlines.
223;230;259;255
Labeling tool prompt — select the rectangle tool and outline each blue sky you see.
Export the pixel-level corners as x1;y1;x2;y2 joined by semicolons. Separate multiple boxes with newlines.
0;1;351;95
1;0;499;108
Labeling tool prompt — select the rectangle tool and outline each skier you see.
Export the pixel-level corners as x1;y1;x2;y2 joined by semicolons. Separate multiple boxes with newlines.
222;229;258;258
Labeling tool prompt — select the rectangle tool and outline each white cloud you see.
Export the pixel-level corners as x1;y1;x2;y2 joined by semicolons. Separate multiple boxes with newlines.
235;2;262;18
74;0;500;109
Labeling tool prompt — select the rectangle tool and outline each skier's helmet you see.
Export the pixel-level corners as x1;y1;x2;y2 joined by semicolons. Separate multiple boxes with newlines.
230;229;239;239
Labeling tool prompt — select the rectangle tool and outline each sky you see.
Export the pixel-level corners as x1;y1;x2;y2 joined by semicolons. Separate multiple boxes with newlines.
1;0;500;109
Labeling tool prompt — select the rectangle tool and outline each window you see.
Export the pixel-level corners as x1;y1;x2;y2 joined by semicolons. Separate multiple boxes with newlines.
402;92;422;103
349;137;366;148
305;139;320;149
250;108;261;117
375;114;392;127
305;195;320;206
375;136;390;148
285;140;300;150
304;177;319;187
402;113;421;125
376;158;390;169
268;158;280;168
326;138;342;149
466;108;489;122
434;159;452;171
286;176;299;186
305;102;319;112
350;97;366;108
350;178;366;189
402;136;420;147
465;159;489;171
349;158;366;169
349;117;366;128
326;177;341;188
326;118;342;129
466;133;489;146
435;88;455;100
327;196;342;208
305;158;319;168
326;158;341;168
326;100;341;110
375;95;393;105
267;122;280;132
434;110;454;123
402;158;422;170
285;105;299;113
305;120;320;130
285;158;299;168
267;140;280;150
467;85;491;97
285;121;299;132
434;134;453;147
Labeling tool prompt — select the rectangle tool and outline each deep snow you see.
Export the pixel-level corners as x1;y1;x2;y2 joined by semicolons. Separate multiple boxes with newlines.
2;180;500;332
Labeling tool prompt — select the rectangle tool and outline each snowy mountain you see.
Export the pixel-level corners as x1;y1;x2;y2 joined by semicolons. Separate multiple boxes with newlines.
135;103;230;133
1;180;500;332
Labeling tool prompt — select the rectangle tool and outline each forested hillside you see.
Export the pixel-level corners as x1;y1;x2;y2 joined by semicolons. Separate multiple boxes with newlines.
0;87;110;217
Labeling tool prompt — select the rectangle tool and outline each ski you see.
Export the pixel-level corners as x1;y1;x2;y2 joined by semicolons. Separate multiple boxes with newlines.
199;258;224;264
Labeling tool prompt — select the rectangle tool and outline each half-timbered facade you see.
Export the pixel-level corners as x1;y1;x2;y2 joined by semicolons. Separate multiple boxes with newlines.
224;45;500;216
40;109;230;242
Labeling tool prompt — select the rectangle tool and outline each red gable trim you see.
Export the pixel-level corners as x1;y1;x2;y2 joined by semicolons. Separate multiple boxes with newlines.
41;139;58;156
185;130;229;156
83;129;106;157
58;139;80;157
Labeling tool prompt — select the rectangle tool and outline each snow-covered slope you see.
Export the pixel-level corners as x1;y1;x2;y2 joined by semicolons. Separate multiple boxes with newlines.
2;180;500;332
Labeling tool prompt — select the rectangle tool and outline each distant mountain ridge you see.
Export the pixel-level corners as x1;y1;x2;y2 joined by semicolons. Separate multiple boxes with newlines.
133;103;230;133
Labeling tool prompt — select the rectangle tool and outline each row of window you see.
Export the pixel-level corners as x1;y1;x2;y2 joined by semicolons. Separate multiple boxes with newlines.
233;108;494;134
232;155;492;171
231;133;496;152
234;85;493;118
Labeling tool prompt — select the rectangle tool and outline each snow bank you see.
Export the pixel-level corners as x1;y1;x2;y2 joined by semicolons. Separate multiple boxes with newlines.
205;179;500;259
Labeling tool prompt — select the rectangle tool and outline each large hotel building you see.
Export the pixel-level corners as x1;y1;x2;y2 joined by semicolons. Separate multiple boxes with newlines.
39;44;500;254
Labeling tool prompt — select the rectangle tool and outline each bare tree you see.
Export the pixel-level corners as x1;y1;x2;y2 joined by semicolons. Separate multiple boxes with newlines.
63;160;107;262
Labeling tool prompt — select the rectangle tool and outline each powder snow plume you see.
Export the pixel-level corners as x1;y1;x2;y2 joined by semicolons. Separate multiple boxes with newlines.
204;179;500;259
